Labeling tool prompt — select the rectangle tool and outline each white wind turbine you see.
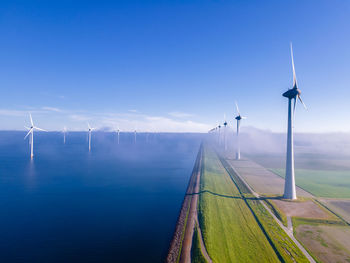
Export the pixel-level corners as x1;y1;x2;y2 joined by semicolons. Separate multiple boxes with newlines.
282;43;307;200
223;114;228;151
24;114;47;159
234;102;246;160
115;127;120;144
217;123;221;145
134;128;137;144
133;124;138;144
87;123;95;152
62;126;67;144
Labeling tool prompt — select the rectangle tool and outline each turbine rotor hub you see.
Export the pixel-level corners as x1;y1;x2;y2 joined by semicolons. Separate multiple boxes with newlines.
282;87;301;99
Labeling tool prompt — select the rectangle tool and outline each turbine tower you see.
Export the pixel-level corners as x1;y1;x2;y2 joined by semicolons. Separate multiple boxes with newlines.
24;114;46;159
134;129;137;144
223;114;228;151
282;43;307;200
63;126;67;144
234;102;246;160
218;124;221;145
116;127;120;144
87;123;95;152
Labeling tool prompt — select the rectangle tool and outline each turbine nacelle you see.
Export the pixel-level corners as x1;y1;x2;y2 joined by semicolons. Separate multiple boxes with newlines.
235;115;247;121
282;86;301;99
87;123;95;132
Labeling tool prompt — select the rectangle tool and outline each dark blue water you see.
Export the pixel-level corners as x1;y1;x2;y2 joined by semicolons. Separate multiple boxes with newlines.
0;131;202;262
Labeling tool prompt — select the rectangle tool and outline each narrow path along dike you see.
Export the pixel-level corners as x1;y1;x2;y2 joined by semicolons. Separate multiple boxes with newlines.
167;145;210;263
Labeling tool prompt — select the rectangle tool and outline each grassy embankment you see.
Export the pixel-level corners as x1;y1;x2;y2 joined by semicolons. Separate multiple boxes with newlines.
198;146;280;262
272;168;350;198
191;225;207;263
219;156;309;263
197;145;309;262
263;199;288;227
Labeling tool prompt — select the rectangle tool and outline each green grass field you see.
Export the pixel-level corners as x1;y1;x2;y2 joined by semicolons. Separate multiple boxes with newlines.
272;168;350;198
191;225;207;263
197;146;280;263
219;155;309;262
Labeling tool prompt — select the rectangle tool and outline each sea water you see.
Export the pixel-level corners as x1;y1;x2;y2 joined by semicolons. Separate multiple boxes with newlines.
0;131;202;262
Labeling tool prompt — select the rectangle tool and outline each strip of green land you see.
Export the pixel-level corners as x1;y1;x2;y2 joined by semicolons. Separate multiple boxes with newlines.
191;225;207;263
197;146;280;262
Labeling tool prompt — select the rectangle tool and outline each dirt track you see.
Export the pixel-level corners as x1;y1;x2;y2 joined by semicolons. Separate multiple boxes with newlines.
167;145;211;263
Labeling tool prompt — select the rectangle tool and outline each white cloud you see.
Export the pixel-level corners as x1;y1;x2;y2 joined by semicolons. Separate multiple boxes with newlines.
168;111;195;118
0;107;211;132
42;106;62;112
69;114;90;122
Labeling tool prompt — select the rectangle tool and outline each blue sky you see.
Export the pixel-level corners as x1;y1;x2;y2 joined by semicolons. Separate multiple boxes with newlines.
0;0;349;132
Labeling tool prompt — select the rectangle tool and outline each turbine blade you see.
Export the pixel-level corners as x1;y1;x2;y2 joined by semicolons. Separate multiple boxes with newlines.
235;101;240;115
24;129;33;139
34;127;47;132
290;43;298;89
241;116;247;119
298;95;307;110
293;97;297;115
24;126;30;130
29;113;34;126
87;123;91;129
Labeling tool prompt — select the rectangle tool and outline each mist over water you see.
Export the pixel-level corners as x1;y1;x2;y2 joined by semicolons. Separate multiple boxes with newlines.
0;131;203;262
213;126;350;170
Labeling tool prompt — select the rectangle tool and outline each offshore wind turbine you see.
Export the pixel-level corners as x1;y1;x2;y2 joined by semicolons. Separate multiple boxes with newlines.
234;102;246;160
134;128;137;144
62;126;67;144
24;114;46;159
282;43;307;200
116;127;120;144
87;123;95;152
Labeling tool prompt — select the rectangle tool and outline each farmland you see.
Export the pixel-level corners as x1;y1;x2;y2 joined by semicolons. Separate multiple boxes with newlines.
272;169;350;198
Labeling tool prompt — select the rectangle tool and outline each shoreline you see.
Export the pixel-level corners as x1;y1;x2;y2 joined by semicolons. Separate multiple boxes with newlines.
166;144;203;263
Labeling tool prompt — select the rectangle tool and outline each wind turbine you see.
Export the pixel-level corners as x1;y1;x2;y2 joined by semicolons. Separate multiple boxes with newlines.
87;123;95;152
234;102;246;160
116;127;120;144
223;114;228;151
282;43;307;200
24;114;46;159
62;126;67;144
218;124;221;145
134;128;137;144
